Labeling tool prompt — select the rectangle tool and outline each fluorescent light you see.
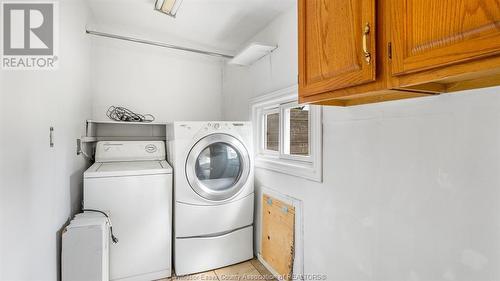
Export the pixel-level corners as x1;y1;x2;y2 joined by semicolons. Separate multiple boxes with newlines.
155;0;183;17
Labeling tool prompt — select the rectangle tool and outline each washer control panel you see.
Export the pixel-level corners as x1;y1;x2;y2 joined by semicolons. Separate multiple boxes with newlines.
95;141;166;162
145;144;158;153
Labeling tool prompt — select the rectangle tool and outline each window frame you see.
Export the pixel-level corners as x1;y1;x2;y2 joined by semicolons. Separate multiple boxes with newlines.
250;85;322;182
280;101;312;162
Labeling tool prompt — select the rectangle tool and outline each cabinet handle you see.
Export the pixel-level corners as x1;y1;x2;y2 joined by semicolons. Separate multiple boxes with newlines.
362;22;371;64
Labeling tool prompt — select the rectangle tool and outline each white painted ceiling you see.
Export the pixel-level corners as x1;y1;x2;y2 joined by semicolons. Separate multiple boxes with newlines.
86;0;295;53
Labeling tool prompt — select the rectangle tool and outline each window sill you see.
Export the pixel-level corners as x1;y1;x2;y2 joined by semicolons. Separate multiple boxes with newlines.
255;154;322;182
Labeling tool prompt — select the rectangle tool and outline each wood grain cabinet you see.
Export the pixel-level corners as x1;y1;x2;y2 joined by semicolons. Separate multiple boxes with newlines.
299;0;500;106
298;0;376;96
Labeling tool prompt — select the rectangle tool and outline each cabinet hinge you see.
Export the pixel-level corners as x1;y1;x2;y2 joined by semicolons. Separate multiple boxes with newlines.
388;42;392;60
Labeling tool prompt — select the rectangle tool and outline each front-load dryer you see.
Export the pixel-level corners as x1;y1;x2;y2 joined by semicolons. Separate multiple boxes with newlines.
166;122;254;276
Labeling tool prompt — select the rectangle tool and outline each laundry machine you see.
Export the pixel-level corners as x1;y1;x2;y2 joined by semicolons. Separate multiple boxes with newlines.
84;141;172;281
166;122;254;276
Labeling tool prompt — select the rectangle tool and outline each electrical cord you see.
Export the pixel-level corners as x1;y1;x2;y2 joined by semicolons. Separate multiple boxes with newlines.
79;143;94;161
81;209;119;244
106;106;155;123
80;148;94;161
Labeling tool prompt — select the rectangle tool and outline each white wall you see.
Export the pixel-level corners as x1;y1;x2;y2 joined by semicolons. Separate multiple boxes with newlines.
222;7;500;281
222;7;297;120
91;34;224;122
0;1;93;280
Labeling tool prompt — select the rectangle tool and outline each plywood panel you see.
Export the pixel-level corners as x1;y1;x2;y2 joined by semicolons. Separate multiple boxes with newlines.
261;194;295;281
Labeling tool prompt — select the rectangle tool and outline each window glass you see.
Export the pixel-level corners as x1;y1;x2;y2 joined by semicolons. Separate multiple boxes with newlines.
285;105;309;156
265;112;280;152
195;143;242;191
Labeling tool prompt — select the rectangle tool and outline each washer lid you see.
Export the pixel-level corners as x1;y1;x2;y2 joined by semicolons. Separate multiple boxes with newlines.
84;160;172;178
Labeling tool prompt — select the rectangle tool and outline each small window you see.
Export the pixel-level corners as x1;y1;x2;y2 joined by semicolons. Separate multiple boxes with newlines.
283;104;309;157
264;111;280;152
251;86;322;182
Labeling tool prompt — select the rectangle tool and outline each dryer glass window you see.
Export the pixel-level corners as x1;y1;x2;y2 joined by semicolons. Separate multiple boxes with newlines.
195;142;242;191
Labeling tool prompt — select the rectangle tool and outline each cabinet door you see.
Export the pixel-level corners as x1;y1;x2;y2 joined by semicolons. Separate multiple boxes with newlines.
392;0;500;75
298;0;376;97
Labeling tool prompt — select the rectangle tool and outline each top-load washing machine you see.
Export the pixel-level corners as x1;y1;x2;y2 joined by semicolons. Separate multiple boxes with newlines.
166;122;254;276
84;141;172;281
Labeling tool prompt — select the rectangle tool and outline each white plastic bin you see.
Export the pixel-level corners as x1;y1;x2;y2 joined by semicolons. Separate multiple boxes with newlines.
62;212;109;281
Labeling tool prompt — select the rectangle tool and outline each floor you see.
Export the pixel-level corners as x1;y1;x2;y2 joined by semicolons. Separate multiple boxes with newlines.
158;259;275;281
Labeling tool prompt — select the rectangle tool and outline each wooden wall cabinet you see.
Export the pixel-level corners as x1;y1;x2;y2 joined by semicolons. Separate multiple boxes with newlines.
299;0;500;106
298;0;376;96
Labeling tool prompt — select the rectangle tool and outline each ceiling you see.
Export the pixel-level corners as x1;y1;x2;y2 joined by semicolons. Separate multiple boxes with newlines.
86;0;296;53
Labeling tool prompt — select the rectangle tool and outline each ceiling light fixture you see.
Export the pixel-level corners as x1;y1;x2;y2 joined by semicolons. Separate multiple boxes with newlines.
154;0;184;17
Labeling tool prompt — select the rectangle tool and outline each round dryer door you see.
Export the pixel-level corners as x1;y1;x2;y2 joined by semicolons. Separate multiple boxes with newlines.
186;133;250;201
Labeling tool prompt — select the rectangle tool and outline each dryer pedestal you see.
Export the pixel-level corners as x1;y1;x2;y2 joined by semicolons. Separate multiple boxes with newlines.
175;194;254;238
174;226;253;276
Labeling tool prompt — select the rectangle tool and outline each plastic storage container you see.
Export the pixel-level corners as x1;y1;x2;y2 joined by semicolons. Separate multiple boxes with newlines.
62;212;109;281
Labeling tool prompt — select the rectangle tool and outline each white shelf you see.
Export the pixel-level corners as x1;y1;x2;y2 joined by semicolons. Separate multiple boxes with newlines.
86;120;168;125
80;136;166;143
80;137;98;143
83;120;167;143
228;43;277;66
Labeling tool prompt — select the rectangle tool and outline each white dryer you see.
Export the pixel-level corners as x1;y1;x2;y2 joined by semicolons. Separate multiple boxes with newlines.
84;141;172;281
166;122;254;276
